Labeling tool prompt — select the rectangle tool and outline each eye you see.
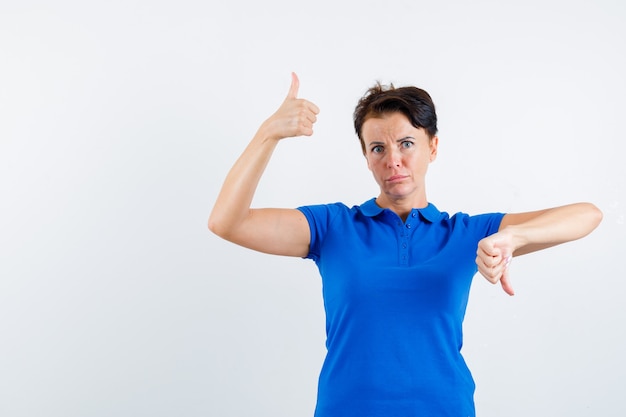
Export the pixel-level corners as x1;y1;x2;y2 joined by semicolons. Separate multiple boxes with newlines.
371;145;384;154
401;140;414;149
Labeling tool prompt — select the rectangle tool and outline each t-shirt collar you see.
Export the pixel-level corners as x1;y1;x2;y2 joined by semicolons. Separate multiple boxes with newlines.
360;197;442;223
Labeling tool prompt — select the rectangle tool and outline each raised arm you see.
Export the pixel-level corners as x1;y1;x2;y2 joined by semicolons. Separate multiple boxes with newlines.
208;73;320;257
476;203;603;295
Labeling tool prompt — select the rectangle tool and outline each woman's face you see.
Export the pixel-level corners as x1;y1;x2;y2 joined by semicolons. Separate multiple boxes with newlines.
362;112;438;205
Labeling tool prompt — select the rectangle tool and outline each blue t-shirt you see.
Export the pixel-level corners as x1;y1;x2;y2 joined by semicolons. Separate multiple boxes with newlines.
297;198;505;417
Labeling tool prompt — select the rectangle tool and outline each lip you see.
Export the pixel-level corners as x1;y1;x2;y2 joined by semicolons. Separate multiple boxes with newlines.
386;174;408;182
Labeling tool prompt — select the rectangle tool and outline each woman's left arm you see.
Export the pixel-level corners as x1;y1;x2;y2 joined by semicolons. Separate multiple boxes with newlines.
476;202;603;295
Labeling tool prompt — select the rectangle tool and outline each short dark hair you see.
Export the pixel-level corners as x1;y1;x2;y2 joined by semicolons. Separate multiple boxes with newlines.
353;82;438;154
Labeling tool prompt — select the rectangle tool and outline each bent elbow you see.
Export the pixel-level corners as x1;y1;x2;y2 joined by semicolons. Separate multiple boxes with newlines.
207;217;218;234
208;213;240;243
578;202;603;237
208;213;227;238
590;203;603;229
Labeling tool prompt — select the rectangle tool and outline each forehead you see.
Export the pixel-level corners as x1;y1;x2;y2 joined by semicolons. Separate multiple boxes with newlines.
362;112;425;140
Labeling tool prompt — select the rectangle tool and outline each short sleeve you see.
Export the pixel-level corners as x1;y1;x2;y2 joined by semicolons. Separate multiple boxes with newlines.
297;203;346;262
467;212;506;239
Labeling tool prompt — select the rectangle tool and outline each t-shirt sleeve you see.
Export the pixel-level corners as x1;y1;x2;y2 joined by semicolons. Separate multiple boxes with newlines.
469;212;506;238
297;203;344;262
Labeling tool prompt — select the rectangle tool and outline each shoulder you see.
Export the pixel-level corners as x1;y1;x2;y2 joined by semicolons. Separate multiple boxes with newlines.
296;201;370;260
297;201;351;218
298;198;376;219
429;203;505;235
449;211;506;236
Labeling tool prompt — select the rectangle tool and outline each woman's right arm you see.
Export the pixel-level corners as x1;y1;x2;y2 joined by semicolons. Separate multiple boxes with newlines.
208;73;320;257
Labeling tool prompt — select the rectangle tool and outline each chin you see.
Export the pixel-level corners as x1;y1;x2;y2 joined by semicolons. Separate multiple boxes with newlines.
384;185;418;200
384;191;410;200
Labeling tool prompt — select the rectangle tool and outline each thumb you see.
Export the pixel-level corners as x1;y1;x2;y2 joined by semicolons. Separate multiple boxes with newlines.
500;258;515;296
286;72;299;99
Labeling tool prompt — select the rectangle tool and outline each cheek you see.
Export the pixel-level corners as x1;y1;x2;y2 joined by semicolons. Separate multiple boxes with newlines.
365;155;376;172
407;155;429;172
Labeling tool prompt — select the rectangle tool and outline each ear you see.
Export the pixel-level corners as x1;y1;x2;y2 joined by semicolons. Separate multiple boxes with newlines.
429;135;439;162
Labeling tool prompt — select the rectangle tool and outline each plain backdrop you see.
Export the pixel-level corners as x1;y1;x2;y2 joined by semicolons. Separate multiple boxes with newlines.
1;1;625;416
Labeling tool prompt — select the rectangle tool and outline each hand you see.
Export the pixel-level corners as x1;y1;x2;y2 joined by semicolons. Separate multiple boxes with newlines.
476;231;515;296
262;72;320;141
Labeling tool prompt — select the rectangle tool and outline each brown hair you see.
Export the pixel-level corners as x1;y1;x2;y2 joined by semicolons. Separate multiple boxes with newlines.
353;82;438;154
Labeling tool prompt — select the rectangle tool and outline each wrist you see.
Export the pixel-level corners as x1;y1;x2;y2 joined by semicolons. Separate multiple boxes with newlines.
255;120;283;144
500;225;527;255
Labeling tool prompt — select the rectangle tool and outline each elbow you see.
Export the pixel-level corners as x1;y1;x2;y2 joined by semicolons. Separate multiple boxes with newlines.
207;216;218;235
208;204;249;242
578;202;603;237
589;202;603;229
208;211;237;241
208;212;226;238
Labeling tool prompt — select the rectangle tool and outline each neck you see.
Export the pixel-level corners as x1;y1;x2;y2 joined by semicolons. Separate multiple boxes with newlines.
376;194;428;221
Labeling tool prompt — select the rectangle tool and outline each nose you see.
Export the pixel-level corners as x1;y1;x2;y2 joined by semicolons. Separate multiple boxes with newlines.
385;149;401;168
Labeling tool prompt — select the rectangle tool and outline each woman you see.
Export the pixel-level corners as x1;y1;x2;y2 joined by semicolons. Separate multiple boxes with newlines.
208;73;602;416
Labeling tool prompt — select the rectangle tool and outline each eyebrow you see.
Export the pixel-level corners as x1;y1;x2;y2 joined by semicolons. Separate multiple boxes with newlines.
367;136;416;146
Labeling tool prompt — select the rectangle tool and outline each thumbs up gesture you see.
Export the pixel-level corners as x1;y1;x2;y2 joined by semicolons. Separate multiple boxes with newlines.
261;72;320;141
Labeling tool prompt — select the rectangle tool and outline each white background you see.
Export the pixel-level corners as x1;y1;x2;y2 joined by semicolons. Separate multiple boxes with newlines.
1;1;625;416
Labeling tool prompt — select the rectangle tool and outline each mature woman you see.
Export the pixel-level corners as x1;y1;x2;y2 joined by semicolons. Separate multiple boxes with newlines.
208;73;602;416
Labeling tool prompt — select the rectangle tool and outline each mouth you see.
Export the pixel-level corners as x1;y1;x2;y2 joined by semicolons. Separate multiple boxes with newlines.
386;174;408;183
